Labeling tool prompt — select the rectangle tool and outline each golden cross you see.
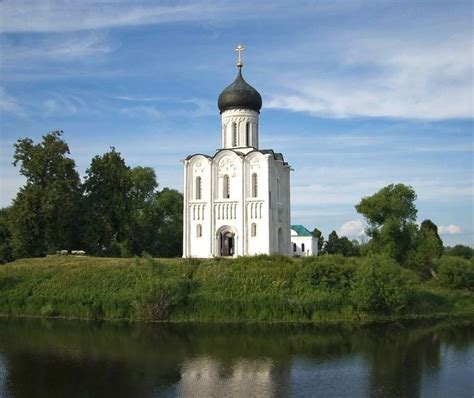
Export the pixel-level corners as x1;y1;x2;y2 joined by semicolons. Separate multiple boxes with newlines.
235;44;245;66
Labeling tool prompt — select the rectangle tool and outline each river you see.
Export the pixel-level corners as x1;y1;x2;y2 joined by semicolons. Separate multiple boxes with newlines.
0;317;472;397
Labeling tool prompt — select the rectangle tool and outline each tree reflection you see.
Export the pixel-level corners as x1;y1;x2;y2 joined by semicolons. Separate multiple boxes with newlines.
0;318;472;398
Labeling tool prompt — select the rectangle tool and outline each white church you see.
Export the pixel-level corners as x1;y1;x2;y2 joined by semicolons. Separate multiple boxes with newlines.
183;46;314;258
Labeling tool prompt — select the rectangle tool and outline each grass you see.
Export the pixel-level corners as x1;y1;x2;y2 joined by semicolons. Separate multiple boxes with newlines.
0;255;472;323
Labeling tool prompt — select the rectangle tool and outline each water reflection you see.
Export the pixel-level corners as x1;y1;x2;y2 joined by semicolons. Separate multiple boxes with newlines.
0;318;472;397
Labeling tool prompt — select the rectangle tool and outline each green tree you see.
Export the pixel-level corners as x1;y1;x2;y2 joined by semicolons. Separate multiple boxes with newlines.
356;184;417;263
351;255;410;314
408;219;444;274
153;188;183;257
311;228;325;252
323;231;358;256
437;256;474;291
337;237;359;257
444;245;474;260
82;148;132;255
324;231;339;254
0;208;13;263
9;131;82;257
123;166;161;256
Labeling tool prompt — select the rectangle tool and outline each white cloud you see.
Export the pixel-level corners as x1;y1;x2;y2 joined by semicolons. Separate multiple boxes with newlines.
0;87;22;114
1;33;115;64
0;1;292;33
339;220;365;238
438;225;463;235
263;21;473;120
0;1;201;32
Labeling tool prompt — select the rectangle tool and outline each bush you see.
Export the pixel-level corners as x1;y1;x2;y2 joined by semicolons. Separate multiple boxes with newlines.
301;255;356;290
136;279;195;321
437;256;474;291
351;255;410;314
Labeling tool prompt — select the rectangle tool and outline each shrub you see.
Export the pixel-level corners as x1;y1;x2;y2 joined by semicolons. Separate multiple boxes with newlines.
437;256;474;291
40;303;58;316
351;255;409;314
136;278;195;320
301;255;356;290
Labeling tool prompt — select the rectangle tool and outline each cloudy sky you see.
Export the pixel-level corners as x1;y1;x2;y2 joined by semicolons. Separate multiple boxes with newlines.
0;0;472;246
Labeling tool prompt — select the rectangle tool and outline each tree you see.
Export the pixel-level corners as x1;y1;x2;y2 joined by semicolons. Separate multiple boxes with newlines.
419;219;443;257
82;148;132;255
123;167;161;256
153;188;183;257
356;184;417;263
9;131;82;257
338;237;359;257
445;245;474;260
0;208;13;263
311;228;325;252
323;231;359;257
408;219;444;274
324;231;339;254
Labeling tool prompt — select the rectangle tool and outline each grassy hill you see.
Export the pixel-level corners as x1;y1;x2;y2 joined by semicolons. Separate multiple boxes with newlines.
0;255;472;323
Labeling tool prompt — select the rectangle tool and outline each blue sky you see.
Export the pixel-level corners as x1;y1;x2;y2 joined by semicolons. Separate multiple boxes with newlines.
0;0;472;246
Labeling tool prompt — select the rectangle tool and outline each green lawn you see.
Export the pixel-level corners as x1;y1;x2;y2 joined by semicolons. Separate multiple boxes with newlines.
0;255;472;323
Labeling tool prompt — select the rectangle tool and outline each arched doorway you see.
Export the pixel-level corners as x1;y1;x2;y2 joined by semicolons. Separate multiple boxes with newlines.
220;230;235;256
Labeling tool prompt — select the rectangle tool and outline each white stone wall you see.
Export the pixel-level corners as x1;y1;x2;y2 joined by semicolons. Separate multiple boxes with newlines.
291;235;318;257
183;107;291;258
221;109;259;149
183;149;291;258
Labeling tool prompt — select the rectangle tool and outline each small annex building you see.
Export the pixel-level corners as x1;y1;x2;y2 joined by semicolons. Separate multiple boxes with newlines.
291;225;318;257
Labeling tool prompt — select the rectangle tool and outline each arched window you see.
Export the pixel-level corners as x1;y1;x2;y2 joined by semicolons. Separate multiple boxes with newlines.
251;173;258;198
223;175;230;199
195;176;202;200
301;243;305;252
232;123;238;146
246;122;250;146
293;243;297;252
251;223;257;237
196;224;202;238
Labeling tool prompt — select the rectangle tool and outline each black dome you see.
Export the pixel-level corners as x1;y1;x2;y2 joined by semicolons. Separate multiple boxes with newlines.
218;67;262;113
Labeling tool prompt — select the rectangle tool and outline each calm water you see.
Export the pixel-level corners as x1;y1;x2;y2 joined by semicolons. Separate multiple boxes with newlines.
0;318;472;398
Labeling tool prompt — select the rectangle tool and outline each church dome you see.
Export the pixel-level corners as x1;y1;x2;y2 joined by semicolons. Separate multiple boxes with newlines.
218;66;262;114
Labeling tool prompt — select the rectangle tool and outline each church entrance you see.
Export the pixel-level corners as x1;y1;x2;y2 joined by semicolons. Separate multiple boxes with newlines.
220;231;235;256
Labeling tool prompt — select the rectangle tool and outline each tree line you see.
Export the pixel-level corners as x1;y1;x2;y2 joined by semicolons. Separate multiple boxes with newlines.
0;132;472;268
311;183;472;274
0;131;182;262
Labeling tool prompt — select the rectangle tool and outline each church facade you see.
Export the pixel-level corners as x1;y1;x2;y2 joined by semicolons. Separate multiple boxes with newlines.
182;47;291;257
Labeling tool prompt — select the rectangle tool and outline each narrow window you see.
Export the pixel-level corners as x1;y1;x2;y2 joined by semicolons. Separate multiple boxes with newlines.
251;223;257;237
277;178;280;202
232;123;238;146
246;122;250;146
301;243;305;252
223;175;230;199
251;173;258;198
196;224;202;238
293;243;297;252
195;176;202;200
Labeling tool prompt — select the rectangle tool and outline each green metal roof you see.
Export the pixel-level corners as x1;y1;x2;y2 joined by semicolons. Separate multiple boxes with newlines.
291;225;312;237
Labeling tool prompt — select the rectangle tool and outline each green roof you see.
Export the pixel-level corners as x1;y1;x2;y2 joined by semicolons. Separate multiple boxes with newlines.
291;225;312;237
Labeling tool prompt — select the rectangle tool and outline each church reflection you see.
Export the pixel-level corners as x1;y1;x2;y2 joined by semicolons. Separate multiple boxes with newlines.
0;318;472;398
177;357;281;397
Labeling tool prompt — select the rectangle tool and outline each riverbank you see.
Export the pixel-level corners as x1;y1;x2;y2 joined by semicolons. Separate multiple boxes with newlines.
0;255;472;323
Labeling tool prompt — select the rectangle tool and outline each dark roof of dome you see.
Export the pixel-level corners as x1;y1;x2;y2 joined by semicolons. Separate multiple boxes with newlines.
218;67;262;113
